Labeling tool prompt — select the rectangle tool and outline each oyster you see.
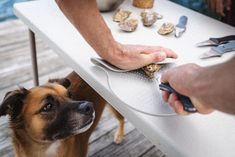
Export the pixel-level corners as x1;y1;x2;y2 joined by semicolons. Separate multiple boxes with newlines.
119;19;138;32
158;23;175;35
113;9;132;22
140;10;158;27
142;63;162;78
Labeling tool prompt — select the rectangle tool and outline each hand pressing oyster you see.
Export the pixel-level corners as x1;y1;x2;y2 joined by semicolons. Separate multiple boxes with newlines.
113;9;132;22
158;23;175;35
140;10;163;27
119;19;138;32
142;63;162;78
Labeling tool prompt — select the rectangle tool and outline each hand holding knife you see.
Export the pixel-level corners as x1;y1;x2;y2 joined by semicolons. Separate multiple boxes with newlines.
155;64;197;113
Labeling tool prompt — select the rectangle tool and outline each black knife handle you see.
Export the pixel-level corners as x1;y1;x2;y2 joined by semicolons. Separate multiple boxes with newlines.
209;35;235;45
159;83;197;113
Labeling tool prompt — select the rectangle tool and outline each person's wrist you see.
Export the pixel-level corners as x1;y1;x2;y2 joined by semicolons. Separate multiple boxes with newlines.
189;65;214;112
99;40;124;67
186;64;202;97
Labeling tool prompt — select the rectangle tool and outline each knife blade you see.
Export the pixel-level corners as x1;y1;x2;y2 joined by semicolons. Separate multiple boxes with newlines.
200;41;235;59
155;64;197;113
175;15;188;38
196;35;235;47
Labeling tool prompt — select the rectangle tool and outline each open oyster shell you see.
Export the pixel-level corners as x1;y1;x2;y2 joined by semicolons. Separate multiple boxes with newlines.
158;23;175;35
142;63;162;78
119;19;138;32
113;9;132;22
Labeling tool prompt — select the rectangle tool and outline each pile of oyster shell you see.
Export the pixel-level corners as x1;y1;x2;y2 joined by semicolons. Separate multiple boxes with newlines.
113;9;163;32
113;8;177;36
113;9;138;32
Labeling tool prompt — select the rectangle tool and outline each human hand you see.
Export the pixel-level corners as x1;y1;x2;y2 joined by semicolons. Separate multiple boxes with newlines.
206;0;232;16
104;42;178;70
161;63;214;115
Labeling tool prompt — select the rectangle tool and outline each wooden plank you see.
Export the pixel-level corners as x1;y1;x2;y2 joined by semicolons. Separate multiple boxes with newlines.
88;122;135;156
140;146;166;157
89;128;154;157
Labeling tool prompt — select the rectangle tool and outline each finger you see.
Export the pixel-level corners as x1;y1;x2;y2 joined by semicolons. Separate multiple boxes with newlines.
216;1;225;16
137;45;163;54
142;51;167;63
129;52;166;69
144;46;178;59
210;0;216;11
226;0;231;10
160;47;178;59
174;100;191;115
168;93;178;106
138;46;178;58
162;91;170;102
160;69;172;83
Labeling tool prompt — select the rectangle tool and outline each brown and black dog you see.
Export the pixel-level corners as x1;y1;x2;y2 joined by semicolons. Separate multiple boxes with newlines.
0;71;124;157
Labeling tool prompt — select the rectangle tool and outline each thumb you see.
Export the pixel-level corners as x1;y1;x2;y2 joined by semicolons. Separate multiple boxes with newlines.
160;70;171;83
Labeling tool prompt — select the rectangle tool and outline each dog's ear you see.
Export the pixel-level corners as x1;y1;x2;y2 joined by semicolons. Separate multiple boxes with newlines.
48;78;71;89
0;87;28;118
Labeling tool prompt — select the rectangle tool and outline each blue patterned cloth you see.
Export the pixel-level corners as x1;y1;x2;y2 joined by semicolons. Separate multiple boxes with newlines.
170;0;219;19
0;0;30;21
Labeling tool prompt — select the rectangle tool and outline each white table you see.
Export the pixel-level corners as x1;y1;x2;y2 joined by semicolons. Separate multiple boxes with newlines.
14;0;235;157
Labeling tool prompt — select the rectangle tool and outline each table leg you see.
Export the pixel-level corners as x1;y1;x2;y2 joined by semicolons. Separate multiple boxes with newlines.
29;30;39;86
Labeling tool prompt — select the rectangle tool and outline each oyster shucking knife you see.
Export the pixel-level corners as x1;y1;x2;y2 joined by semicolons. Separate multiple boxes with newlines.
175;15;188;38
200;42;235;59
155;64;197;113
196;35;235;47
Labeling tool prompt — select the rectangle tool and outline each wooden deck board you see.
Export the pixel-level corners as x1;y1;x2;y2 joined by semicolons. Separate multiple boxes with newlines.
0;19;165;157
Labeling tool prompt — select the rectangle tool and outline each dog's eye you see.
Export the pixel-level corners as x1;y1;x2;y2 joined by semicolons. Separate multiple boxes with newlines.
41;103;53;112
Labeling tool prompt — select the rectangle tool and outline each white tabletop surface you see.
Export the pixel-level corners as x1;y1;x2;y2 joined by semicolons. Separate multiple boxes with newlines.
14;0;235;157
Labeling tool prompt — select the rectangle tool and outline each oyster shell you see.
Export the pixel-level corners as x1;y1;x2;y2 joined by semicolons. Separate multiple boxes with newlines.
119;19;138;32
140;10;158;27
158;23;175;35
113;9;132;22
142;63;162;78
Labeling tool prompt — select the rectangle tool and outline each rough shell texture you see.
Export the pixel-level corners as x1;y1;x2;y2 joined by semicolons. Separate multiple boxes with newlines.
142;63;162;78
141;10;158;27
141;9;163;19
119;19;138;32
113;9;132;22
158;23;175;35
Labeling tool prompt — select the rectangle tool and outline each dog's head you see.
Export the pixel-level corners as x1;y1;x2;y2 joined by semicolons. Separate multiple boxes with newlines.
0;78;94;142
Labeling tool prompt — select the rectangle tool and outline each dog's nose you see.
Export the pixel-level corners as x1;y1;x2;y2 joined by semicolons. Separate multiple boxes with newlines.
77;101;94;115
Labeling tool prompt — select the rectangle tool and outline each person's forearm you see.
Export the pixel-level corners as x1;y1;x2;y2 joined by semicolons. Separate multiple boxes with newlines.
55;0;119;59
192;57;235;114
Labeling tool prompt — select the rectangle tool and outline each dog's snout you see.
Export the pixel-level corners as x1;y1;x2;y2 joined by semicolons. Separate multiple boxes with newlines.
78;101;94;115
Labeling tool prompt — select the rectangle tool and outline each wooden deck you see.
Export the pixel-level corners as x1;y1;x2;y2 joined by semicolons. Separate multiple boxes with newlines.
0;19;166;157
